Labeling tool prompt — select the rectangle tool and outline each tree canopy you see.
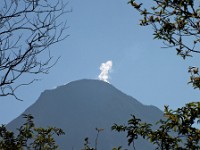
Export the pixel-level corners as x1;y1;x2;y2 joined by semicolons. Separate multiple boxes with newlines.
0;114;65;150
112;102;200;149
112;1;200;149
128;0;200;59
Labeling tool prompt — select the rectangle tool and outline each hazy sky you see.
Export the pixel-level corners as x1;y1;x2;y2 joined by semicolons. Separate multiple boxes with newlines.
1;0;200;124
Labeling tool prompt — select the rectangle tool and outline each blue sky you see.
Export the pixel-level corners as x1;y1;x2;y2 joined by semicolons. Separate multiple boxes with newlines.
1;0;200;124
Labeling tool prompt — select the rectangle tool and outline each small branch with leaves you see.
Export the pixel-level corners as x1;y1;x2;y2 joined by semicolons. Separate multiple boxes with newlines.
128;0;200;59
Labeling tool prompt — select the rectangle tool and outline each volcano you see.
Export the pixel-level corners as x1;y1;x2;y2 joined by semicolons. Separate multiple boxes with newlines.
7;79;163;149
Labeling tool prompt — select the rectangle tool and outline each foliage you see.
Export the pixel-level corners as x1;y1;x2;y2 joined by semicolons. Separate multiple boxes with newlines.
82;128;104;150
112;102;200;150
127;0;200;90
188;66;200;89
128;0;200;59
111;1;200;149
82;137;96;150
0;0;69;100
112;146;123;150
0;114;65;150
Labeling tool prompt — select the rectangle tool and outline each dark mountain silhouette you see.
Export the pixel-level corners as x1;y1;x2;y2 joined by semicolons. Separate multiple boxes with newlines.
7;79;163;149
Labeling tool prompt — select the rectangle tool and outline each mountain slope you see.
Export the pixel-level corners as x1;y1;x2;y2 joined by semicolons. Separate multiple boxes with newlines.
7;79;163;149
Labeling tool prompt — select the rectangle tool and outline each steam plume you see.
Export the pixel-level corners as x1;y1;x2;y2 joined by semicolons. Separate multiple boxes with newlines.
98;60;112;83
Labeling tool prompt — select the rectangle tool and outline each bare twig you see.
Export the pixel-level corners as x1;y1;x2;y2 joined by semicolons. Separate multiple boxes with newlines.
0;0;70;100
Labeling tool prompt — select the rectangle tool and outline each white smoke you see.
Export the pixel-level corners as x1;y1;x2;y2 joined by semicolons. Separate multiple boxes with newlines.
98;60;113;83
